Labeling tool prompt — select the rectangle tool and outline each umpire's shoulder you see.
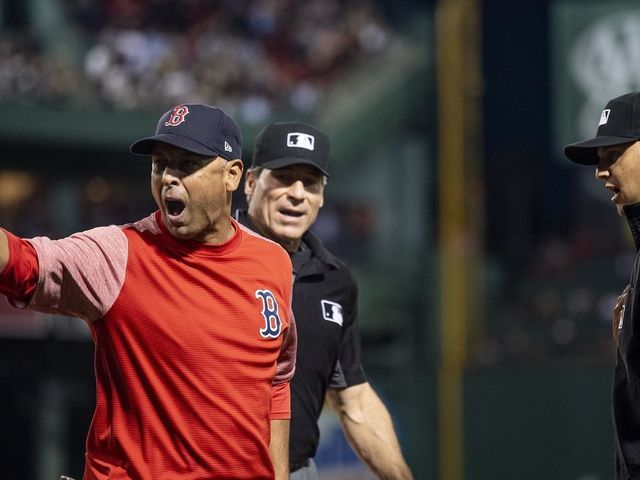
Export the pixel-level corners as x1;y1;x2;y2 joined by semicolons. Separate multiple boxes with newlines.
306;233;358;288
304;231;350;271
329;253;358;288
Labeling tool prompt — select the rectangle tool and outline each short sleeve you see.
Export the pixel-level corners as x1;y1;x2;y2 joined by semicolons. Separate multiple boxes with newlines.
329;273;366;389
269;382;291;420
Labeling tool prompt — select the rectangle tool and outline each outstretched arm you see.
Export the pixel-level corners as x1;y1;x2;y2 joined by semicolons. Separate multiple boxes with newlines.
327;382;413;480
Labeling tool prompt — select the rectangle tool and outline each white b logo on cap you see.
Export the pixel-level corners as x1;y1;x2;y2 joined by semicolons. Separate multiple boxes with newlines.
287;133;315;151
599;109;611;126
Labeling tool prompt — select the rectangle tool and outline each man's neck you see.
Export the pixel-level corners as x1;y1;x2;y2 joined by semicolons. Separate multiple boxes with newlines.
245;212;300;253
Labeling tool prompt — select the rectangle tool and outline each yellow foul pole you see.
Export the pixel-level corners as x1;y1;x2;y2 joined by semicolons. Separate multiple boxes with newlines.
436;0;484;479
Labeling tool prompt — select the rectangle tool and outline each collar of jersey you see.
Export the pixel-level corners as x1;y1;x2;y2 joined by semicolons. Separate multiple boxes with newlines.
154;210;242;257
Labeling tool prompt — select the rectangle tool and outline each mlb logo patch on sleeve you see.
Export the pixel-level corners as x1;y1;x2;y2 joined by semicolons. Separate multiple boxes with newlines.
321;300;343;326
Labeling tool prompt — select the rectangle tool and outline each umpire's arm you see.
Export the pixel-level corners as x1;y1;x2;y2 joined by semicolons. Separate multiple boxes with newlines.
327;382;413;480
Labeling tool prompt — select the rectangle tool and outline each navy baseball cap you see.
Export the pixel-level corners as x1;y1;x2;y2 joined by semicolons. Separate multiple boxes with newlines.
564;91;640;165
130;104;241;160
251;122;330;177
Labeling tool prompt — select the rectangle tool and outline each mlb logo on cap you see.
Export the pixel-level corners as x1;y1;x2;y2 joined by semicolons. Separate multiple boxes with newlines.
251;121;331;176
599;109;610;126
564;91;640;165
287;133;315;151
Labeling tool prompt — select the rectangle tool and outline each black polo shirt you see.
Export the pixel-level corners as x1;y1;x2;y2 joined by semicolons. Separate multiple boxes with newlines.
615;203;640;479
235;210;366;464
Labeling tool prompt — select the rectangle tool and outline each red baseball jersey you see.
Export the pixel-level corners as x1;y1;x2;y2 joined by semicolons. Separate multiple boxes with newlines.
0;212;296;479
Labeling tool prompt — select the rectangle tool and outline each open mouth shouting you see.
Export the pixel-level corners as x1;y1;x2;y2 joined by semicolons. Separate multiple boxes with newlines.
164;197;186;223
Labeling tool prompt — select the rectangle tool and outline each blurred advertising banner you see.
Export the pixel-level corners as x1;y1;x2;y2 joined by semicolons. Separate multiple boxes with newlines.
552;1;640;160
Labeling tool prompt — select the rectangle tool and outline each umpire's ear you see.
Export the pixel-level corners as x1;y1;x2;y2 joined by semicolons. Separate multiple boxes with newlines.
244;169;257;197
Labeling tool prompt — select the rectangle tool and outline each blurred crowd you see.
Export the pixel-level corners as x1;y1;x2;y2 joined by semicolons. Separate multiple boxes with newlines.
0;35;81;105
0;174;154;239
0;0;392;123
476;221;633;366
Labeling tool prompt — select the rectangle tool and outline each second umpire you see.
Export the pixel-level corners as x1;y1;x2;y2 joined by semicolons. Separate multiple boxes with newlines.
564;91;640;479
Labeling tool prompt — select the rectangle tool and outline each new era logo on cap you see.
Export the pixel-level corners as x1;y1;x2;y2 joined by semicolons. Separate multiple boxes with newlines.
599;109;611;126
224;141;232;152
287;133;315;151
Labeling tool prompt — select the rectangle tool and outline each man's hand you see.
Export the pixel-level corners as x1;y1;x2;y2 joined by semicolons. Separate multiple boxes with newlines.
613;285;630;342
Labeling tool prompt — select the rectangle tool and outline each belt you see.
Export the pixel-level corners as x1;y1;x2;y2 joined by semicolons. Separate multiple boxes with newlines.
289;459;310;472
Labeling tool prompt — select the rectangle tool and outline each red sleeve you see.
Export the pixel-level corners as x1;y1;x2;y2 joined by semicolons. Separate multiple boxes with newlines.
270;308;296;419
270;381;291;420
0;229;39;302
273;306;296;385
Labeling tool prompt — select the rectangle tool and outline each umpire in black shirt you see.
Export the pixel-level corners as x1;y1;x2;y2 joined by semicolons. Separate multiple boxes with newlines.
565;91;640;479
236;122;413;479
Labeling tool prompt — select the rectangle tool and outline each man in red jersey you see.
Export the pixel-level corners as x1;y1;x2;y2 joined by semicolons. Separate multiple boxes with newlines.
0;104;296;480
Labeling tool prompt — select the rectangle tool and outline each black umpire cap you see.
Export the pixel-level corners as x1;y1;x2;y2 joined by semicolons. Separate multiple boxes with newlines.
564;91;640;165
251;122;330;177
